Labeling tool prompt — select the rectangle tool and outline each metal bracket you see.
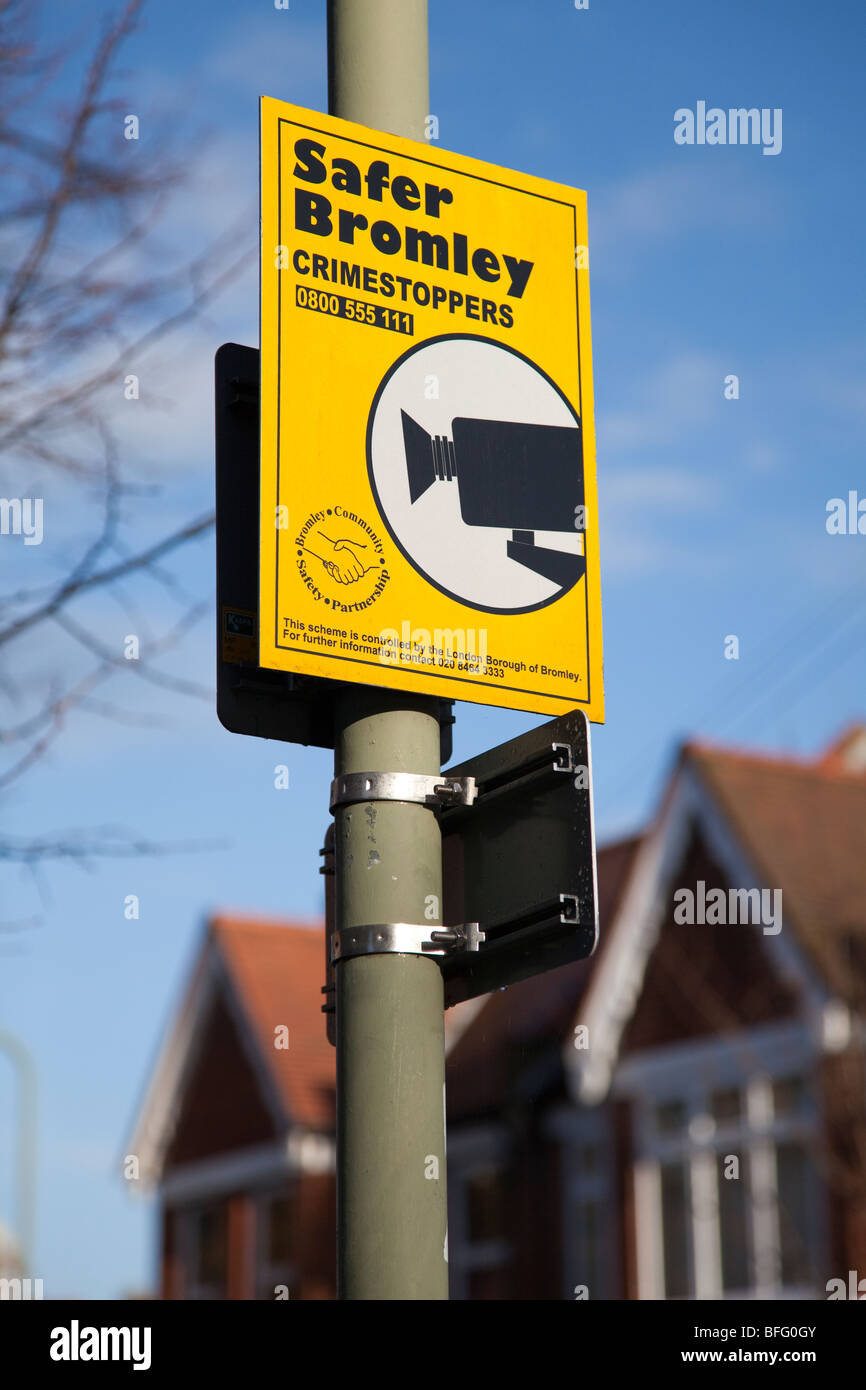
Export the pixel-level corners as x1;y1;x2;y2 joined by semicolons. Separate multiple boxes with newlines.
330;771;476;813
551;742;574;774
559;892;579;923
428;922;486;953
332;921;484;962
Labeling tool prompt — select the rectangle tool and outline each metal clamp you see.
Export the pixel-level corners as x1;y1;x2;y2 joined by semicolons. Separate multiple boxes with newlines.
332;921;484;962
329;771;476;813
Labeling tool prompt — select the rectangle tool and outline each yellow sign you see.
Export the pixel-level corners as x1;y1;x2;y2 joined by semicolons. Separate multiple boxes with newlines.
260;97;604;720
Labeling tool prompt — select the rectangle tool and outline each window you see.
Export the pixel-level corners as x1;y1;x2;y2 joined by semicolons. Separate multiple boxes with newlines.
626;1029;824;1300
660;1163;690;1299
656;1101;687;1136
776;1143;811;1287
456;1166;510;1297
266;1194;293;1266
556;1107;616;1300
467;1169;506;1244
773;1075;806;1117
716;1151;749;1292
578;1143;599;1176
711;1087;741;1125
447;1126;512;1300
255;1190;295;1299
184;1203;228;1299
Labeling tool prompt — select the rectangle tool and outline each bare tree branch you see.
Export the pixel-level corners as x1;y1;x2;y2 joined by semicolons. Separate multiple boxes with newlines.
0;511;214;648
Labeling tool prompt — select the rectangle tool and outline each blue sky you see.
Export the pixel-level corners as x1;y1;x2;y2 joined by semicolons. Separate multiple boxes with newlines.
1;0;864;1297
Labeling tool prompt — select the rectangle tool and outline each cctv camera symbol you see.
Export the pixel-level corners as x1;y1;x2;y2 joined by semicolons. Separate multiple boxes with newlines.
401;410;586;589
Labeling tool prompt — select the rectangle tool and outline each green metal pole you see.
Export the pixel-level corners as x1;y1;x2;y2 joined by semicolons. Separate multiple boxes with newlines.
327;0;430;143
327;1;449;1301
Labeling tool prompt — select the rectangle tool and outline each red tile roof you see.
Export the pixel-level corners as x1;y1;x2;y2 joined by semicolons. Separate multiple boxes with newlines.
211;916;335;1131
816;723;866;775
686;742;866;1002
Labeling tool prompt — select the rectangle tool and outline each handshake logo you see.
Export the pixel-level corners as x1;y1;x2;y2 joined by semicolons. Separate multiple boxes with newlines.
305;530;375;585
294;506;390;613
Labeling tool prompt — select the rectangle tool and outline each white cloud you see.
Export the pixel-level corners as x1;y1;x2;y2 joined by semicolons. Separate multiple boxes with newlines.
589;163;779;276
601;465;717;511
204;13;325;104
809;360;866;426
741;440;782;473
598;462;720;579
593;352;728;577
598;352;725;454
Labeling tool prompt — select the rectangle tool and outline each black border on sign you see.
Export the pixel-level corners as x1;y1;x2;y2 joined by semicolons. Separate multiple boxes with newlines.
270;114;593;709
365;331;586;616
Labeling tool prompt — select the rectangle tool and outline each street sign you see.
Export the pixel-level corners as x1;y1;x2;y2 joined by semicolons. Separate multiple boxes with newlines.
439;709;598;1006
320;708;598;1035
216;341;334;747
260;97;604;720
215;340;454;759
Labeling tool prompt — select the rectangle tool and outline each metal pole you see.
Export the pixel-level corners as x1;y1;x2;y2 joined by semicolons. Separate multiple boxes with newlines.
327;0;430;144
327;0;449;1301
0;1028;37;1279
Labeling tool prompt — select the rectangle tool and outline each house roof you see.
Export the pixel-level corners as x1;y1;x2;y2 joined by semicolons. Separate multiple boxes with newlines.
686;740;866;1003
817;723;866;774
129;915;335;1182
209;916;335;1131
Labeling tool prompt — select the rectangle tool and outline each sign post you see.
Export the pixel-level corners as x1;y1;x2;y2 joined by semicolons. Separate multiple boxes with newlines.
231;0;604;1302
325;0;450;1302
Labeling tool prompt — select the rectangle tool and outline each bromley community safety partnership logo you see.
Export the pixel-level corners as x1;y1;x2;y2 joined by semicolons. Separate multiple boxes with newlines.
291;505;390;615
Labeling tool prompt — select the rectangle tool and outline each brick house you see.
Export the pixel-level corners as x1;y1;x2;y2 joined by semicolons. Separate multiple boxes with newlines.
130;920;336;1299
131;724;866;1299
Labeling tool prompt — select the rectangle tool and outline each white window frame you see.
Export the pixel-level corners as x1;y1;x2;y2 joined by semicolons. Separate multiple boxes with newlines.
447;1124;511;1300
618;1021;825;1300
179;1200;230;1301
253;1188;296;1300
546;1104;618;1299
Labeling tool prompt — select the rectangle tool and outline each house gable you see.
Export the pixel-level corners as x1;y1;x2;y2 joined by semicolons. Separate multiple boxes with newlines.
129;919;336;1188
569;757;832;1104
164;987;280;1169
622;825;800;1056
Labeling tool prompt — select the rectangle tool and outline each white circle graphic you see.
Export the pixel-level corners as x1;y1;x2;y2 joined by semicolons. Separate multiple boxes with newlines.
367;336;584;612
